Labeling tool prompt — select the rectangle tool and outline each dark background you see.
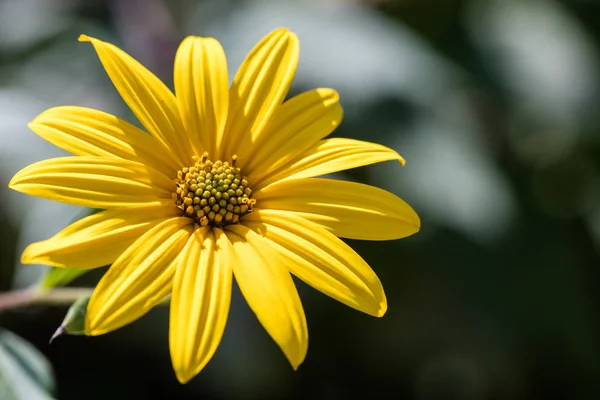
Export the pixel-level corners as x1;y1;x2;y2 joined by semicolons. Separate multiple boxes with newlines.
2;0;600;399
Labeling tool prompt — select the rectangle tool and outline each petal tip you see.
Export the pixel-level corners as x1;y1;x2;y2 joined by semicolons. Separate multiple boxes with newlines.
273;27;299;47
316;87;339;99
410;211;422;233
20;243;41;265
285;344;307;371
287;30;299;41
289;356;305;371
28;107;60;127
174;370;195;385
274;27;291;34
78;34;92;43
179;35;201;48
376;301;388;318
7;175;20;190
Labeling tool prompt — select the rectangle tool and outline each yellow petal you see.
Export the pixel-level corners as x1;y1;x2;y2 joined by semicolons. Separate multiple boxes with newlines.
226;224;308;369
29;106;181;175
22;206;180;269
9;156;173;208
223;28;299;159
256;178;420;241
170;228;232;384
85;217;193;335
244;210;386;317
174;36;229;158
79;35;190;165
245;88;342;181
255;138;404;189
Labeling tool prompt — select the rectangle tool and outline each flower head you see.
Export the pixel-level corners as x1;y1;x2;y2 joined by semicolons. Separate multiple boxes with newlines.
9;28;420;383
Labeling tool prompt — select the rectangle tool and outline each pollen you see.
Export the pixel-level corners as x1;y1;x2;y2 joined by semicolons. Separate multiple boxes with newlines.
173;152;256;227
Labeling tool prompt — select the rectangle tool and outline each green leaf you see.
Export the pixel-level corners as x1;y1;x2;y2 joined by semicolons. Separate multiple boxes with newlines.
50;295;90;343
0;329;56;400
40;267;89;291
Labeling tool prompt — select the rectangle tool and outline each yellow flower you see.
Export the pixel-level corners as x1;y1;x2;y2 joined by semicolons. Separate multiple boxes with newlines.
9;28;420;383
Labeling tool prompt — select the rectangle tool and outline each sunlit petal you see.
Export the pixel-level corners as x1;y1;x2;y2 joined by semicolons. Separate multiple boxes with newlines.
29;106;181;175
244;210;386;317
256;178;420;241
85;217;193;335
223;28;299;159
170;228;232;383
22;206;180;269
9;156;173;208
174;36;229;158
246;88;342;181
226;224;308;369
255;138;404;189
79;35;191;164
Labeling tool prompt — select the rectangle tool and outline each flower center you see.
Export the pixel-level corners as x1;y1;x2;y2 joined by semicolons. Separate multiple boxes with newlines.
173;152;255;227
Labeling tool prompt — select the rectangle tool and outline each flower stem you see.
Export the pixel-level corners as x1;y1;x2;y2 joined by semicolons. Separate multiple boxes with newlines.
0;288;94;313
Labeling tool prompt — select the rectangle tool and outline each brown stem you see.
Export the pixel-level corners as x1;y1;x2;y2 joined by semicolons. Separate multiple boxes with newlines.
0;288;94;313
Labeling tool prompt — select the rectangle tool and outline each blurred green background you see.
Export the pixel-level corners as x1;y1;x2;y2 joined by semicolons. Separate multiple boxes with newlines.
2;0;600;398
